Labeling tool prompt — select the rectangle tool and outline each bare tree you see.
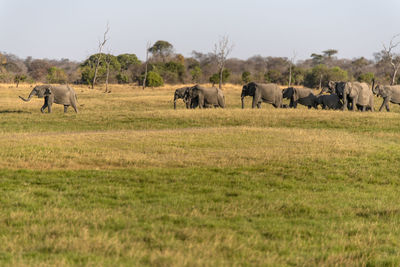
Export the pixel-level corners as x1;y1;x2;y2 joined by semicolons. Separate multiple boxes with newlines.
381;34;400;85
213;35;233;89
288;50;297;87
92;23;110;89
142;41;151;90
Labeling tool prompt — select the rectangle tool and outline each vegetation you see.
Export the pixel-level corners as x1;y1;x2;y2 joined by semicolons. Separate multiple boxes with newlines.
1;42;399;88
1;83;400;265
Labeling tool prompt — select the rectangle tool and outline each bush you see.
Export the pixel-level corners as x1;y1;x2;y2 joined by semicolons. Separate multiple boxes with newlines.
47;67;67;84
209;69;231;85
357;72;374;84
144;71;164;87
241;71;251;84
304;65;348;88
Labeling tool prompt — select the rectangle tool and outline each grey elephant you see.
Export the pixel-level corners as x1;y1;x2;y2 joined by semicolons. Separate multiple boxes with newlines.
282;87;317;109
19;84;79;113
327;81;373;111
372;83;400;112
173;86;191;109
315;94;342;110
184;85;225;109
241;82;282;108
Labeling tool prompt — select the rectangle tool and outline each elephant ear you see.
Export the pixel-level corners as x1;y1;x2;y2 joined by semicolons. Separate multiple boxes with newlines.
44;87;52;96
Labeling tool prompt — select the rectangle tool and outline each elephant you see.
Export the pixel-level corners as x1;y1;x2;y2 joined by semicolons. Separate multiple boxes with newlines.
315;94;342;110
327;81;373;111
282;87;317;109
241;82;282;108
372;83;400;112
19;84;79;113
183;85;225;109
173;87;191;109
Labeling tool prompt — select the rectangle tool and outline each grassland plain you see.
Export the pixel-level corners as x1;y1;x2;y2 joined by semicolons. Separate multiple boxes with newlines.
1;83;400;266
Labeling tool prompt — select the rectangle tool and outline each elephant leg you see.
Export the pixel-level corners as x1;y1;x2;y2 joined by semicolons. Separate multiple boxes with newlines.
252;96;257;108
293;100;298;108
386;102;390;112
257;102;261;109
41;98;48;113
40;103;47;113
47;103;52;113
64;105;69;113
362;106;366;112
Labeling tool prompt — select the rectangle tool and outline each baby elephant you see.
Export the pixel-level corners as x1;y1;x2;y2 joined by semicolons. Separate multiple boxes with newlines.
315;94;342;110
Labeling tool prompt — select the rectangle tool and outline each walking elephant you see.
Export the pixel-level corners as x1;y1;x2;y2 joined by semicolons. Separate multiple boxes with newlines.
184;85;225;109
315;94;342;110
372;83;400;112
241;82;282;108
19;84;79;113
328;81;373;111
282;87;317;109
173;86;190;109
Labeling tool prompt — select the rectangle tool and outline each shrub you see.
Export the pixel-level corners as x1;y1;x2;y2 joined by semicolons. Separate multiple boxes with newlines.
144;71;164;87
241;71;251;84
357;72;374;84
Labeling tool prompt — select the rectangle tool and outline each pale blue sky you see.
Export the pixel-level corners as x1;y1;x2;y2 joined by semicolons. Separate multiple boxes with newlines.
1;0;399;62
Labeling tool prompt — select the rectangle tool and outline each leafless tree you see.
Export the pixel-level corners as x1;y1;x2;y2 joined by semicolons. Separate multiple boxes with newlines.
288;50;297;87
213;35;233;89
381;34;400;85
92;23;110;89
142;41;151;90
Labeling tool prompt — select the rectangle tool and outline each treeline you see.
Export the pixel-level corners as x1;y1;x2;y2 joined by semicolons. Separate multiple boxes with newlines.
0;41;397;88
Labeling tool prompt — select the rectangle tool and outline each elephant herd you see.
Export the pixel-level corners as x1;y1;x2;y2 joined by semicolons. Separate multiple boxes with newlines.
175;81;400;112
16;81;400;113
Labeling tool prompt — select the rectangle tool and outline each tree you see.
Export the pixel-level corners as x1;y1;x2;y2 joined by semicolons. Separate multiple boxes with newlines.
241;71;251;84
141;71;163;87
310;53;323;65
47;67;67;84
190;66;202;83
148;40;174;62
209;69;230;86
213;35;233;89
378;34;400;85
28;59;51;82
14;74;26;87
288;50;297;86
322;49;338;59
92;23;110;89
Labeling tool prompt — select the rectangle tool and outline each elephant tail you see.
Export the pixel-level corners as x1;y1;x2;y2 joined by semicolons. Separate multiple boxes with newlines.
75;94;85;107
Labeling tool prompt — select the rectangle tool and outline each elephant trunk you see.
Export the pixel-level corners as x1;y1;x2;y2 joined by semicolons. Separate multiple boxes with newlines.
372;79;377;94
19;91;35;102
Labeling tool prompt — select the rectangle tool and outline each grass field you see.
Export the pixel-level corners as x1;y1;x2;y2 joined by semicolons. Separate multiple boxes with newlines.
1;83;400;266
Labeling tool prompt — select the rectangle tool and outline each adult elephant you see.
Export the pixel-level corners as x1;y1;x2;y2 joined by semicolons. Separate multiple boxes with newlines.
19;84;79;113
341;82;374;111
327;81;373;111
184;85;225;109
282;87;317;109
173;86;190;109
241;82;282;108
372;83;400;112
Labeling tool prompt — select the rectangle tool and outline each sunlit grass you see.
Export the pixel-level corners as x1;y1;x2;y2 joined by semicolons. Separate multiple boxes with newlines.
1;83;400;266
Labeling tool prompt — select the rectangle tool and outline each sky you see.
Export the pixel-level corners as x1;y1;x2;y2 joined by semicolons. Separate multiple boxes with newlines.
1;0;399;62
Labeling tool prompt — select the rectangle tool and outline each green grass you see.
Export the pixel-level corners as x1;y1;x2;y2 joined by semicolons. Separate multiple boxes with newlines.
1;83;400;266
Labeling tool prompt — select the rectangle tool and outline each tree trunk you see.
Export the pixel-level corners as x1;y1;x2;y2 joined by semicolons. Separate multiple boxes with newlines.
219;67;223;89
288;64;292;87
